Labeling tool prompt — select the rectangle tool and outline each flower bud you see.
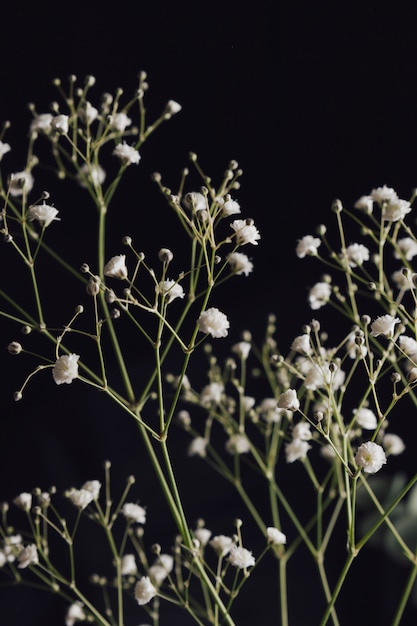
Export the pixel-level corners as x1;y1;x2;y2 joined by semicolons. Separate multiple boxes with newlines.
8;341;22;355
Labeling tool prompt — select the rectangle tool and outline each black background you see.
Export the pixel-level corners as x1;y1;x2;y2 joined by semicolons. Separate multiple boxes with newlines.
1;1;417;625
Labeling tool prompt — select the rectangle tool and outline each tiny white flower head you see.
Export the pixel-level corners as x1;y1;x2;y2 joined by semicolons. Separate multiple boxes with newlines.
308;281;331;309
231;341;251;359
13;492;32;512
65;487;95;510
382;198;412;222
230;218;261;246
187;436;208;457
382;433;406;456
346;330;367;359
225;433;251;455
30;113;53;135
353;407;377;430
296;235;321;258
149;553;174;585
370;314;400;338
28;202;60;228
285;439;311;463
163;99;182;116
228;545;255;569
227;251;254;276
0;141;11;161
354;195;374;213
355;441;387;473
258;397;282;423
156;279;185;303
110;112;132;132
266;527;287;546
194;527;212;547
197;307;230;338
344;243;370;267
79;101;99;124
277;389;300;412
291;334;312;355
104;254;128;280
121;502;146;524
292;421;311;441
51;114;69;134
209;534;234;557
9;170;34;197
370;185;398;205
77;163;106;188
65;602;86;626
134;576;157;605
52;354;80;385
392;269;412;291
395;237;417;261
82;480;101;500
398;335;417;357
200;381;224;406
183;191;207;212
121;553;138;575
113;142;141;165
222;198;241;216
17;544;38;569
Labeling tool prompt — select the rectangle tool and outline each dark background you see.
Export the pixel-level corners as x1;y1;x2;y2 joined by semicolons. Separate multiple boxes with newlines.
1;1;417;625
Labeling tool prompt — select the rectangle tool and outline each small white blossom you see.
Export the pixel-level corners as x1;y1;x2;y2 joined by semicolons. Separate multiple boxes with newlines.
382;433;406;456
65;488;95;510
292;421;311;440
225;433;251;455
121;503;146;524
308;282;331;309
222;198;241;216
210;535;234;557
156;279;185;303
80;101;99;124
285;439;311;463
296;235;321;258
266;527;287;546
194;527;212;547
392;269;412;291
183;191;207;212
231;341;251;359
370;314;400;338
395;237;417;261
346;330;367;359
13;492;32;511
200;382;224;406
227;252;254;276
30;113;53;135
17;544;38;568
228;545;255;569
28;202;60;228
121;554;138;575
277;389;300;412
344;243;370;267
355;441;387;473
149;553;174;585
104;254;128;280
370;185;398;204
51;114;69;134
230;219;260;246
382;199;412;222
65;602;86;626
134;576;157;605
353;407;377;430
53;354;80;385
9;170;34;197
291;334;312;355
82;480;101;500
187;436;207;457
0;141;11;161
398;335;417;358
258;398;282;423
354;195;374;213
110;112;132;132
163;100;182;116
197;307;230;338
113;142;141;165
77;163;106;188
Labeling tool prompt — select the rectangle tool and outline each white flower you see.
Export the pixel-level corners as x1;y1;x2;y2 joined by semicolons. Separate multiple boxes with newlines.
291;334;312;355
65;487;95;510
113;142;141;165
344;243;370;267
395;237;417;261
285;439;311;463
0;141;11;161
277;389;300;412
80;101;99;124
163;100;182;116
222;198;241;216
28;202;60;227
121;502;146;524
183;191;207;212
65;602;86;626
370;314;400;338
82;480;101;500
200;381;224;406
346;330;367;359
228;545;255;569
104;254;128;280
354;195;374;213
292;422;311;440
308;282;331;309
197;307;230;338
121;554;138;575
227;251;254;275
30;113;53;135
77;163;106;188
9;170;34;197
17;544;38;568
355;441;387;473
296;235;321;258
194;527;212;547
225;434;251;455
53;354;80;385
382;198;412;222
156;279;185;303
149;554;174;585
13;492;32;511
266;527;287;546
370;185;398;204
382;433;406;456
230;219;260;245
51;114;69;134
398;335;417;357
231;341;251;359
353;408;377;430
392;270;412;291
187;436;207;457
258;398;282;423
134;576;157;605
110;112;132;132
210;535;234;557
